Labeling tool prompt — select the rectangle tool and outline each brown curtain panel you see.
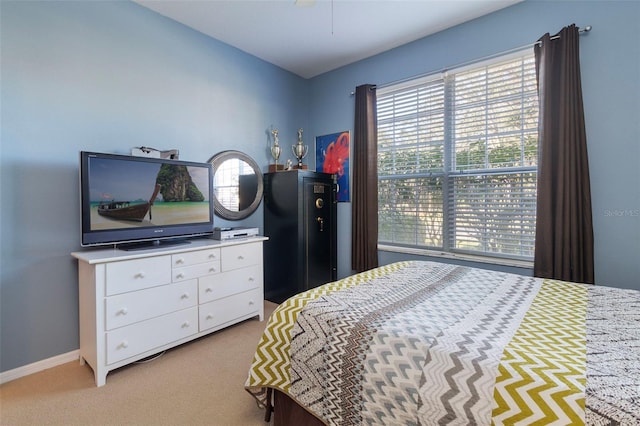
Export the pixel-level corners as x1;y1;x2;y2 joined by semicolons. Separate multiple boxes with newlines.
534;24;594;284
351;84;379;272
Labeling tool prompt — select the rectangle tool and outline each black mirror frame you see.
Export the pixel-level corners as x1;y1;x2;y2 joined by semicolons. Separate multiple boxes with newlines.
208;150;264;221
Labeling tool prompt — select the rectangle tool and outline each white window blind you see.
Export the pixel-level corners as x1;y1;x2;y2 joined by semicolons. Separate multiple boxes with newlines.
377;51;538;260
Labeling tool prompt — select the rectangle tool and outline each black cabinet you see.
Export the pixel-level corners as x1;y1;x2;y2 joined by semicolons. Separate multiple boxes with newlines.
263;170;337;303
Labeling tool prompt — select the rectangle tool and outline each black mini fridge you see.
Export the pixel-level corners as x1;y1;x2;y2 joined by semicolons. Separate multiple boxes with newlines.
263;170;337;303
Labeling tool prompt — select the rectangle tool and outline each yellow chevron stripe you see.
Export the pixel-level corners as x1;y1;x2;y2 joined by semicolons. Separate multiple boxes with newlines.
245;262;409;402
491;279;587;425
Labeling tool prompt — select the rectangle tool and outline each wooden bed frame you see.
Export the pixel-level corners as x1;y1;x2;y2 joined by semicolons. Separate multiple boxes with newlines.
267;389;324;426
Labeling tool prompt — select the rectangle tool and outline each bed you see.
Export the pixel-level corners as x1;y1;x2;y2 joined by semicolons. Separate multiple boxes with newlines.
245;261;640;425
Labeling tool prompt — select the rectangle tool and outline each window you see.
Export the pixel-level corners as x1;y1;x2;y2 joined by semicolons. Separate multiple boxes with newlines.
377;51;538;261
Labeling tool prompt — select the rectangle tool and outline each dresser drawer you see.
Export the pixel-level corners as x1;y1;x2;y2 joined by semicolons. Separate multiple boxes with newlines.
173;262;219;282
199;288;262;332
105;256;172;296
198;265;261;304
221;242;261;271
105;280;197;330
106;307;198;365
172;248;220;268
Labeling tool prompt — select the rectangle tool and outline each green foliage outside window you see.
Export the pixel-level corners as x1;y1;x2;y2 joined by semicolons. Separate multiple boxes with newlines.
377;53;538;260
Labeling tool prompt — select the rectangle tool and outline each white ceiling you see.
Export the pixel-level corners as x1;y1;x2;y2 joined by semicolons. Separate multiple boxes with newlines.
134;0;523;79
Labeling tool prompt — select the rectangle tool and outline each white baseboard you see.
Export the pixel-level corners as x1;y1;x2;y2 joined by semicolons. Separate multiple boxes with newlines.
0;350;80;385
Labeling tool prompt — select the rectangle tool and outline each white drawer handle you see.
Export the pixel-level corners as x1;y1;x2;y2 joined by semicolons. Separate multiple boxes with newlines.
176;273;185;279
134;272;145;279
208;253;216;259
175;258;185;265
117;308;128;316
248;277;255;282
119;341;129;349
205;287;213;293
249;300;255;306
181;321;190;328
237;255;244;260
206;314;213;320
209;267;217;273
181;293;190;299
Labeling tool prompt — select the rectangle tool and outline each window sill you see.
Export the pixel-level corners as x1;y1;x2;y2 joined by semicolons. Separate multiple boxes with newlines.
377;244;534;270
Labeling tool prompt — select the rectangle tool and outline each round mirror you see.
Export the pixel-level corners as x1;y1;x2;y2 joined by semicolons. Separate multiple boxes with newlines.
208;150;264;220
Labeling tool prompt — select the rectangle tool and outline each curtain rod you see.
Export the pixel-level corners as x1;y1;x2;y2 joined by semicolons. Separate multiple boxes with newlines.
351;25;592;95
540;25;592;45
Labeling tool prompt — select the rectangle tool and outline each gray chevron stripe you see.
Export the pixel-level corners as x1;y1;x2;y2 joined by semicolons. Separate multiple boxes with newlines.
289;294;352;410
339;266;475;424
360;269;498;424
418;273;540;424
289;262;503;424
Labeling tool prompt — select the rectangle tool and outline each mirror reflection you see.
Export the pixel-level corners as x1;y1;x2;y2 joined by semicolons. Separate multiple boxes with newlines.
214;159;257;212
208;151;263;221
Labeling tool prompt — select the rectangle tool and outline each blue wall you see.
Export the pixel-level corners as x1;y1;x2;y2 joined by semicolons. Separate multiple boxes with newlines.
2;0;639;374
0;1;307;372
309;0;640;288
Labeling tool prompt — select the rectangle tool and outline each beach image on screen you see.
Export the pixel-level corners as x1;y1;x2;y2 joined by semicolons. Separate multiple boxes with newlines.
88;158;210;231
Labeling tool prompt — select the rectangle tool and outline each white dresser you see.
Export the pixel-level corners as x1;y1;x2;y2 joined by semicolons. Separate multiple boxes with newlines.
72;237;267;386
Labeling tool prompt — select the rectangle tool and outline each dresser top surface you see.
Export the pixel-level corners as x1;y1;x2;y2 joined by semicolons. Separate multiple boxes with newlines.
71;236;267;264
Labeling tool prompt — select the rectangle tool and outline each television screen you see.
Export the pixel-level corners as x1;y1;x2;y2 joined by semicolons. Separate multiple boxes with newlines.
80;151;214;248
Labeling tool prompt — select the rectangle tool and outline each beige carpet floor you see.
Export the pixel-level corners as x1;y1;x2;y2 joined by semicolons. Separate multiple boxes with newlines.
0;301;278;426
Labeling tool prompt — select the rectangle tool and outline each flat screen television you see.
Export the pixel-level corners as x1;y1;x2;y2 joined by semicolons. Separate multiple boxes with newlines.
80;151;214;249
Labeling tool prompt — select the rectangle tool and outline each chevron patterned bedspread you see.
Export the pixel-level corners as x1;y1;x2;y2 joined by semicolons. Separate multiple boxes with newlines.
245;261;640;425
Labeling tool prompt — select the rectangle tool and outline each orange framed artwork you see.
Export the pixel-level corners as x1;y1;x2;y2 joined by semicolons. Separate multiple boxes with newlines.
316;131;350;202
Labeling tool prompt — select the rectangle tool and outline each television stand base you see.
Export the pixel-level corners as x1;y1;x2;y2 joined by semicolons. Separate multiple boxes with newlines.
117;239;190;251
